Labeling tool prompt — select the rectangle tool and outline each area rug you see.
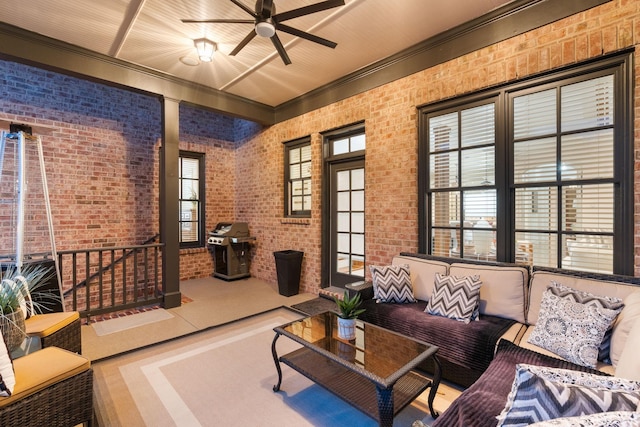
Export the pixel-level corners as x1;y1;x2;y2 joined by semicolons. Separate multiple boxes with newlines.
93;308;438;427
91;309;174;336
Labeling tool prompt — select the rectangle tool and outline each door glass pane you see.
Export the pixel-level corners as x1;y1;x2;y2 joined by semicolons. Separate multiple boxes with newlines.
337;170;350;191
337;233;349;253
351;191;364;211
351;212;364;233
351;234;364;255
351;168;364;190
337;192;350;211
334;138;349;155
337;212;350;232
351;134;366;151
351;255;365;277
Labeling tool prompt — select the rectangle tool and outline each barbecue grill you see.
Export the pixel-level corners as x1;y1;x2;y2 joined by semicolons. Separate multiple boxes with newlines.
207;222;255;280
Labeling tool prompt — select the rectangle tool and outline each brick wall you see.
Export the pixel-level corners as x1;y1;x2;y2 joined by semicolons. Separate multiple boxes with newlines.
0;0;638;301
239;0;640;291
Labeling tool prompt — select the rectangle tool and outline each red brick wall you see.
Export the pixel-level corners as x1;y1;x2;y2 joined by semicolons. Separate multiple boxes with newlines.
0;0;638;301
240;0;640;291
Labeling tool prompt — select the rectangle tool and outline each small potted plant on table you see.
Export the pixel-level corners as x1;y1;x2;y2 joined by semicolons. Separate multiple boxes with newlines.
334;290;365;341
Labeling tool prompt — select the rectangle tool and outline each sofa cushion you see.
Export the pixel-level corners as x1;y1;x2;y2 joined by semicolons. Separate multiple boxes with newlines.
392;255;448;301
527;289;620;368
611;290;640;366
450;263;528;323
0;346;90;407
616;318;640;381
528;271;638;326
425;273;481;323
431;340;607;427
496;364;640;426
369;264;416;303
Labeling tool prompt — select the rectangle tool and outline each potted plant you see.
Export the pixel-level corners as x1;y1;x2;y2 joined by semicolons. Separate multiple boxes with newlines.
0;263;58;350
334;290;366;340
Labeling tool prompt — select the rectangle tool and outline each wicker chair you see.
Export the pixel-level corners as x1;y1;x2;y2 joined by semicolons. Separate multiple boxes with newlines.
0;346;93;427
25;311;82;354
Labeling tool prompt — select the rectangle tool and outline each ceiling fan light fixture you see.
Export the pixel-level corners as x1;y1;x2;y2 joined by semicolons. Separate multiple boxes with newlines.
255;21;276;38
193;38;216;62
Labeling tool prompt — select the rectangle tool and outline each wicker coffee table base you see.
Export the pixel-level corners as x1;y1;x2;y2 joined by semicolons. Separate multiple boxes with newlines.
272;334;441;427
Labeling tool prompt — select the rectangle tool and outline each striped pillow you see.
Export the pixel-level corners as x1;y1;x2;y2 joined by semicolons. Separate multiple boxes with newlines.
369;264;416;303
497;364;640;426
425;273;481;324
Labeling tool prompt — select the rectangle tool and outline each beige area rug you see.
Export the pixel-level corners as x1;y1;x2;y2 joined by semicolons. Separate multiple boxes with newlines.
92;310;174;336
93;308;458;427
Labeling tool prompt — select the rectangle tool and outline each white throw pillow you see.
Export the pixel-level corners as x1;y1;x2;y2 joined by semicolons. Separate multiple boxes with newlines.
611;290;640;366
616;318;640;381
0;331;15;397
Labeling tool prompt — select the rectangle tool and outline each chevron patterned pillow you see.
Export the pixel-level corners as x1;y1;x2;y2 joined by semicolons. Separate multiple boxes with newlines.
528;411;640;426
369;264;416;303
425;273;482;324
528;289;620;368
496;364;640;426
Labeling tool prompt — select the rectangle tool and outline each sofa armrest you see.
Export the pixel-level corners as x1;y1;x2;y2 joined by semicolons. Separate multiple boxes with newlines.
345;280;374;300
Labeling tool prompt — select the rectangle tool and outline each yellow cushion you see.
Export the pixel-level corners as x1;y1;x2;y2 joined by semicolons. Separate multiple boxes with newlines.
25;312;79;338
0;347;90;407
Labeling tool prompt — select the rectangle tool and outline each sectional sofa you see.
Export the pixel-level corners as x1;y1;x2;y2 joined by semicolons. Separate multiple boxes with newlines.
358;253;640;425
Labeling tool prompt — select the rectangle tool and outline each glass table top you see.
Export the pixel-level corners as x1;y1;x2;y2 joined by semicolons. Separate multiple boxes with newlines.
276;311;437;382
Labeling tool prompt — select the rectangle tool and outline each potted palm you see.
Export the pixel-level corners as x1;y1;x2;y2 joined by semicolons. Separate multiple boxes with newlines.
0;263;57;350
334;290;366;340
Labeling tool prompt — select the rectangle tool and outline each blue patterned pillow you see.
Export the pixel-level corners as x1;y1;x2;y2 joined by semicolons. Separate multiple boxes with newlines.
496;364;640;426
528;289;620;368
425;273;482;324
369;264;416;303
549;282;624;363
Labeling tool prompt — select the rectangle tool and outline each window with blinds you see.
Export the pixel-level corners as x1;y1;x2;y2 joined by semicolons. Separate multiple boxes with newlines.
428;102;497;260
284;137;312;217
512;75;615;273
179;152;205;247
419;52;633;275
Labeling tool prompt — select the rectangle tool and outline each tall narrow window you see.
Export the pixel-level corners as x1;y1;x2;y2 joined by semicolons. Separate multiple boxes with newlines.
427;101;497;260
512;75;615;272
179;151;205;247
284;137;312;217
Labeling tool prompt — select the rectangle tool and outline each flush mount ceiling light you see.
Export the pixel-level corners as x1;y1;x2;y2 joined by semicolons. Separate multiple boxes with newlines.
254;20;275;38
193;38;216;62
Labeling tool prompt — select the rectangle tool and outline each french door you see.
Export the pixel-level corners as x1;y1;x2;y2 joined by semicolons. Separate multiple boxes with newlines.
328;159;365;287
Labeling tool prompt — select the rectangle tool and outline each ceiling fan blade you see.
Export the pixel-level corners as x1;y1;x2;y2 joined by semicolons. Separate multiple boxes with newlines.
257;0;274;18
229;0;258;18
270;34;291;65
181;19;254;24
229;30;257;56
274;0;344;22
277;24;337;49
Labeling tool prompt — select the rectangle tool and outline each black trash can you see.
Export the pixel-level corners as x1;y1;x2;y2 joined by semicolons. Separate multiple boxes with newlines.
273;250;304;296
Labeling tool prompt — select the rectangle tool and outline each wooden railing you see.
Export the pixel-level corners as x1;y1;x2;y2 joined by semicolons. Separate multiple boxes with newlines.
58;242;164;320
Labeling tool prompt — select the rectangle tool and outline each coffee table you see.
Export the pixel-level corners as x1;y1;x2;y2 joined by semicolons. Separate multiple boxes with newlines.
272;311;441;427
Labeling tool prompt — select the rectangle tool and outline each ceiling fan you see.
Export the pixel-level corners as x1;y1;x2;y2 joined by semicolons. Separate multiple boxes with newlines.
182;0;345;65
